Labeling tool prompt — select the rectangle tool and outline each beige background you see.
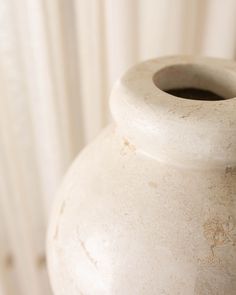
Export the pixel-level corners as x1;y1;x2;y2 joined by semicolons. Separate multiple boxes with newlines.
1;0;236;294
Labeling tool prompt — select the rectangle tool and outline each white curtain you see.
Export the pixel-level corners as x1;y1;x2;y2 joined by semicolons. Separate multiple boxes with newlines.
0;0;236;294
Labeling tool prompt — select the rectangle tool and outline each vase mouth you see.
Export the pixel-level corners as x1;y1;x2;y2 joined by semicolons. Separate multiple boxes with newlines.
110;56;236;168
153;63;236;101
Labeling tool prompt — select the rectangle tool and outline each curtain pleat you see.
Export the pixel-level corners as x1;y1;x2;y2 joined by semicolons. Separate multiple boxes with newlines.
201;0;236;58
0;0;236;293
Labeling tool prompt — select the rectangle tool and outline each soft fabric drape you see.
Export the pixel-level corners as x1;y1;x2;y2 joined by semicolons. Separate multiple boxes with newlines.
1;0;236;294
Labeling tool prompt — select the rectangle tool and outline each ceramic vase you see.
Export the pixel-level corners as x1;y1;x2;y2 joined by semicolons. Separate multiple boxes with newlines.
47;56;236;294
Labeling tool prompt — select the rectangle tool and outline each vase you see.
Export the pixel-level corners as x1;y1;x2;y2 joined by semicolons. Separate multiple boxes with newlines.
47;56;236;294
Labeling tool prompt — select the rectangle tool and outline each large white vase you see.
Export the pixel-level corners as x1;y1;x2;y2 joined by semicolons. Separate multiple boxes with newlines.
47;56;236;294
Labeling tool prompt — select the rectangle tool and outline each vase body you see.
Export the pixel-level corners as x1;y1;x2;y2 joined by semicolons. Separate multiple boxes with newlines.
47;56;236;294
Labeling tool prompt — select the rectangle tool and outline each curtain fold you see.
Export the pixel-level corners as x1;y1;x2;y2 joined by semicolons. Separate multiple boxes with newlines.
0;0;236;294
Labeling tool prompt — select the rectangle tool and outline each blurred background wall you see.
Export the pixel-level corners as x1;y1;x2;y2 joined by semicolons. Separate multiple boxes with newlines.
0;0;236;294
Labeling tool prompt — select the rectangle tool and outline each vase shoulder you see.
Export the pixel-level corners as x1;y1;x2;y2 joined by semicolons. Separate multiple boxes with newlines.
48;125;236;295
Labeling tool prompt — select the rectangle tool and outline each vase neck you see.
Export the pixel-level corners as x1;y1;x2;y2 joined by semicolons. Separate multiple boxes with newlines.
110;56;236;169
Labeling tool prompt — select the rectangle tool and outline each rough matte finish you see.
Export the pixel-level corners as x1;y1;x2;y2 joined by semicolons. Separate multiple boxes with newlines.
47;56;236;294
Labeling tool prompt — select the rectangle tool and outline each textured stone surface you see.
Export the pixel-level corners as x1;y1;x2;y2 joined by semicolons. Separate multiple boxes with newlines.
47;56;236;294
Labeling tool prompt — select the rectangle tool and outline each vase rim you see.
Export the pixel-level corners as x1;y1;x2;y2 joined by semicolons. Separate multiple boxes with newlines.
110;55;236;168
